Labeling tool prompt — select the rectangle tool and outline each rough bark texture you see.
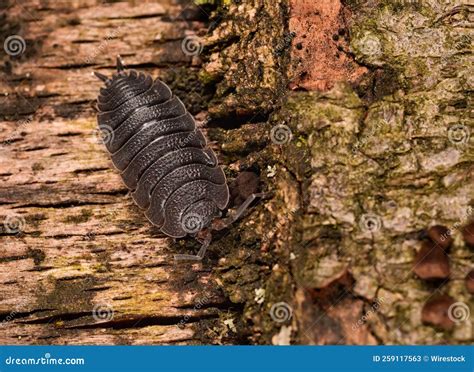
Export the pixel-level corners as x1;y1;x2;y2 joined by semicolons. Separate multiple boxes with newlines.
1;0;473;345
0;0;243;345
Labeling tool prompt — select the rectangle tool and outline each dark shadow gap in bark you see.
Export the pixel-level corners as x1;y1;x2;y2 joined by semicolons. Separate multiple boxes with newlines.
207;113;271;130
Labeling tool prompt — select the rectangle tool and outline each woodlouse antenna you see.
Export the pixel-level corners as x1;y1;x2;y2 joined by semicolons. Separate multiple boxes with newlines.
93;71;109;83
116;55;125;72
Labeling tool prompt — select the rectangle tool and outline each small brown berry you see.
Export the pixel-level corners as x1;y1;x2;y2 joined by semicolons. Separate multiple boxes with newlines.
421;294;455;330
427;225;452;250
462;221;474;247
413;241;450;280
466;270;474;294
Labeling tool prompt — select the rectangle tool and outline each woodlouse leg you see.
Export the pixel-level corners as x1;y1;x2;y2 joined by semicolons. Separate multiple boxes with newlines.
214;192;273;231
174;230;212;262
90;100;99;112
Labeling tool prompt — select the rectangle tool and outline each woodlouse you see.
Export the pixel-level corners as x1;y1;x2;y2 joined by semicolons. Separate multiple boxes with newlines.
94;57;267;261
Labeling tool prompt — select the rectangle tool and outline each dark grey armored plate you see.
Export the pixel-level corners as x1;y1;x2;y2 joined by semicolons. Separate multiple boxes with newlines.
96;70;229;238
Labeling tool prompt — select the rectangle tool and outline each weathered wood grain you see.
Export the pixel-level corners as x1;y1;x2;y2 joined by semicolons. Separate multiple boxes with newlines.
0;0;237;345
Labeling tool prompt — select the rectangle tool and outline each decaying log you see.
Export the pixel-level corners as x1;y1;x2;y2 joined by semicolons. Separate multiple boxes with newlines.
1;0;473;345
0;0;241;345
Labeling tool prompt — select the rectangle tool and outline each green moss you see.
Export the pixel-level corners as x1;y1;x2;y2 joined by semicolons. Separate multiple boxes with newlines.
198;69;218;85
208;124;269;162
28;248;46;266
26;213;47;228
63;208;93;224
35;276;94;315
194;0;223;5
92;263;109;273
31;162;44;172
201;0;289;118
160;67;213;115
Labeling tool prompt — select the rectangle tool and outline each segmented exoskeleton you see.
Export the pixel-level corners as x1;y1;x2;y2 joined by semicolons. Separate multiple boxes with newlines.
95;57;268;261
95;57;229;240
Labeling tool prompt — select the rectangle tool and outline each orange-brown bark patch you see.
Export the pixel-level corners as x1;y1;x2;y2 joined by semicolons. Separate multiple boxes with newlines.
289;0;367;91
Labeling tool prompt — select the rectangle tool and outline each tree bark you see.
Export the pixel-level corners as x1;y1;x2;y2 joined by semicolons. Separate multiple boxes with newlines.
0;0;242;345
199;0;473;345
0;0;472;345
